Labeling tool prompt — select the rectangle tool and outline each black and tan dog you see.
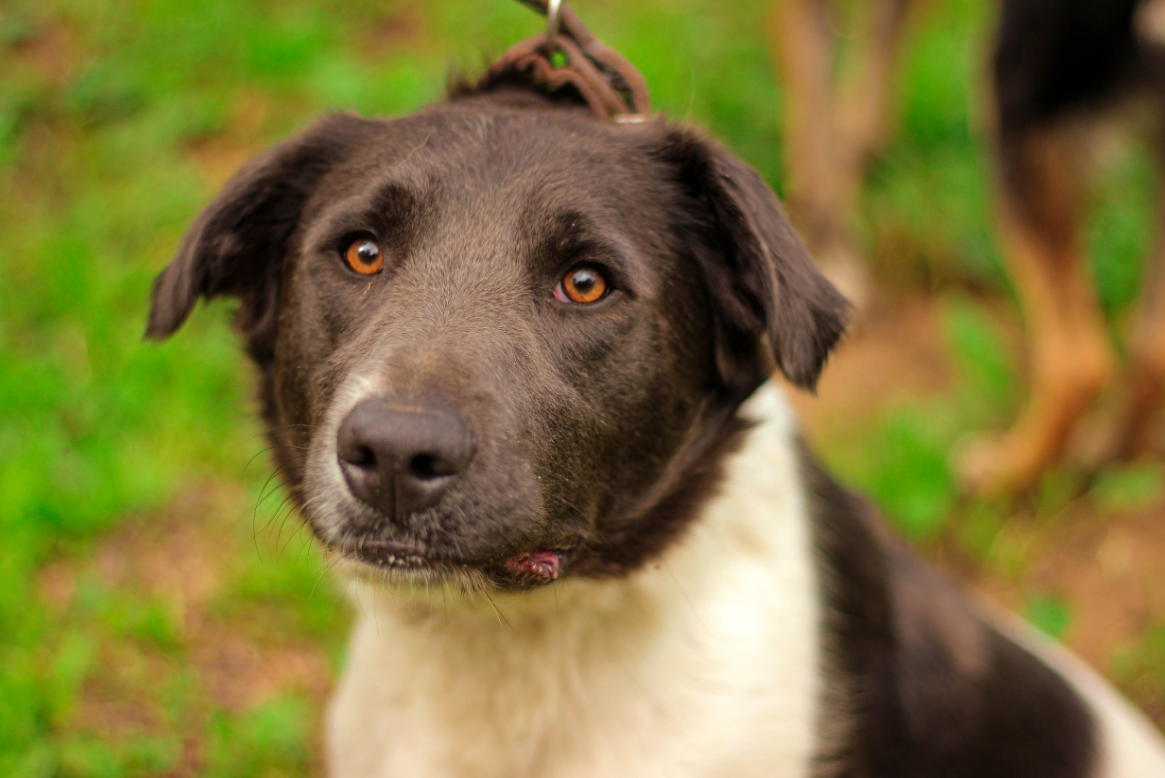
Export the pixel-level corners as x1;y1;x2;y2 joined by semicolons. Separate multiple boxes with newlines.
962;0;1165;492
773;0;1165;493
147;8;1165;776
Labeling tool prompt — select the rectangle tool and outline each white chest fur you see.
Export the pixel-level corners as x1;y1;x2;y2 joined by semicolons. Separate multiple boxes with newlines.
325;385;824;778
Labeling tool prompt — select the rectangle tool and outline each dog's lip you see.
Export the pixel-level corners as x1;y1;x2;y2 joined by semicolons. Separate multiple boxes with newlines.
338;538;461;569
334;537;566;581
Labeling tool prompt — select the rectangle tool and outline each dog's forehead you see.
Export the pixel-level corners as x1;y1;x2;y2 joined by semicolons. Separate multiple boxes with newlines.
320;106;665;220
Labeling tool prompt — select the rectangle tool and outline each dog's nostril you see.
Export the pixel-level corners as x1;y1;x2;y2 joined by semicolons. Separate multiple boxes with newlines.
338;441;378;470
410;454;438;479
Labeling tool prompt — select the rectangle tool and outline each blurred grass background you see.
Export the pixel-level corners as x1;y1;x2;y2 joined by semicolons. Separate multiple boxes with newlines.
0;0;1162;774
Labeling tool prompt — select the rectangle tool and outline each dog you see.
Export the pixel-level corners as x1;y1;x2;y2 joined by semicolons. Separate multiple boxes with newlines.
145;21;1165;778
773;0;1165;493
960;0;1165;492
769;0;921;309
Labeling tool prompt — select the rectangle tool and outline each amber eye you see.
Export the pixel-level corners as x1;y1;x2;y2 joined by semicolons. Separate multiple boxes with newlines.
555;266;608;305
344;238;383;275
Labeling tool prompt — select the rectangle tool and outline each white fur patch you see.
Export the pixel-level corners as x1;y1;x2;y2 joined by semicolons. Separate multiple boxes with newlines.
325;383;824;778
305;370;393;540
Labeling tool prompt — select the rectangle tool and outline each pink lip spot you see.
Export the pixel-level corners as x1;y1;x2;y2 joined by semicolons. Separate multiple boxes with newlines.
505;548;561;581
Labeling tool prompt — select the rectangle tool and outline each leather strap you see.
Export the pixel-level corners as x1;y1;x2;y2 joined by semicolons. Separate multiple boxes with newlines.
479;0;651;121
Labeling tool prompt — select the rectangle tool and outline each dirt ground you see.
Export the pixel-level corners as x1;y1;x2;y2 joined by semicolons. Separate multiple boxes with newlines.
38;481;338;776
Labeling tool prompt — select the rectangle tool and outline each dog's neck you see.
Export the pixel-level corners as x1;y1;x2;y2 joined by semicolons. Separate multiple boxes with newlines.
327;382;826;778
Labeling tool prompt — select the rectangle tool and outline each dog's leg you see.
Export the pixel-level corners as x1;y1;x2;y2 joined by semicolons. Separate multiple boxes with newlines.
960;127;1115;494
835;0;918;198
770;0;842;255
830;0;920;310
770;0;869;306
771;0;917;310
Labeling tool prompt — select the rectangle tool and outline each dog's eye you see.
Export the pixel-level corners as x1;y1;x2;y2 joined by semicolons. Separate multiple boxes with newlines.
344;238;383;275
555;266;608;305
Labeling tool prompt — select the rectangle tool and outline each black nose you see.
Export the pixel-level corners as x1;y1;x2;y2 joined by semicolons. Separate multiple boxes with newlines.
336;399;474;521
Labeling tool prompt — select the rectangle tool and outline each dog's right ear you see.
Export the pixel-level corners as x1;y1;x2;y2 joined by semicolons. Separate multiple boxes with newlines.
146;113;371;359
650;126;850;397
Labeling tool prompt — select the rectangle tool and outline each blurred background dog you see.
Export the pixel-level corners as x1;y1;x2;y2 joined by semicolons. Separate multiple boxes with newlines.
773;0;1165;494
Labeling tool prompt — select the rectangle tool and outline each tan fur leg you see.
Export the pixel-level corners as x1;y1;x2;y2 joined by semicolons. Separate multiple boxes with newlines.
829;0;919;309
961;130;1115;493
835;0;918;201
770;0;865;306
770;0;842;256
771;0;918;309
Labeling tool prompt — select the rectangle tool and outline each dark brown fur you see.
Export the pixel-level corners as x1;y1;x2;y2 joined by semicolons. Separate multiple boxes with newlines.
803;445;1098;777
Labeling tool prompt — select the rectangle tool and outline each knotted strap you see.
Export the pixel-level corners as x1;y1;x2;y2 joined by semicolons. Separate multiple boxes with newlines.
478;0;651;121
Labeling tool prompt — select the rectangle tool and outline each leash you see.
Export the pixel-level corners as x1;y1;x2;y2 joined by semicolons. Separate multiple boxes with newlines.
478;0;651;122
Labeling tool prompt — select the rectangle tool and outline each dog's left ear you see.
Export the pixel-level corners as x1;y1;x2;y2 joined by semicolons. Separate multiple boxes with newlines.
146;113;372;361
653;127;849;394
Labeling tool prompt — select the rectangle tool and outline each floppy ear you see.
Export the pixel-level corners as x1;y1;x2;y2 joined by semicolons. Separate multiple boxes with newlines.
655;127;850;394
146;112;371;361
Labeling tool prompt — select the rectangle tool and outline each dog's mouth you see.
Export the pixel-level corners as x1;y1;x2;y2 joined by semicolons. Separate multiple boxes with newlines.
335;537;564;586
348;539;441;570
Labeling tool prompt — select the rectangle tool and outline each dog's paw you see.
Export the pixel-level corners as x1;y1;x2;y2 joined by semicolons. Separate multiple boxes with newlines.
954;432;1039;496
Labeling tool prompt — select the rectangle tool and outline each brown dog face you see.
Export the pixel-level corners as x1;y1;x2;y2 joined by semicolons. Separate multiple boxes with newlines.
147;89;847;592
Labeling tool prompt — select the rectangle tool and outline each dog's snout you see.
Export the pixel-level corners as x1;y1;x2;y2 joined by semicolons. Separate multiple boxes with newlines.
336;399;474;521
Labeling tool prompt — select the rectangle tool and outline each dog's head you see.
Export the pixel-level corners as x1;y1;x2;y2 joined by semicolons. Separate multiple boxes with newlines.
148;88;847;591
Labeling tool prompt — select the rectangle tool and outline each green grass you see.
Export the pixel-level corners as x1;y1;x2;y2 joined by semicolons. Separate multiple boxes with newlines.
1115;621;1165;725
1;0;1161;771
821;295;1018;541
